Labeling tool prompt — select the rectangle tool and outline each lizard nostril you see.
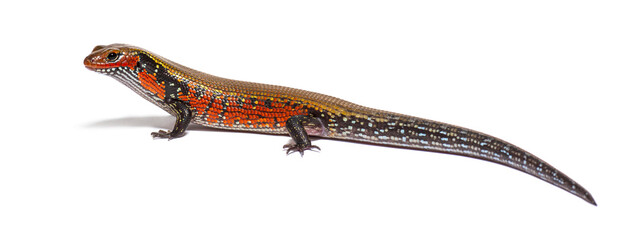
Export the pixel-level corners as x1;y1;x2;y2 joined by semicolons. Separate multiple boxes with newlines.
83;55;98;68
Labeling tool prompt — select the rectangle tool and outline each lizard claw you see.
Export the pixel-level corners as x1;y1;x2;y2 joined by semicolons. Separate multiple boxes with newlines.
283;144;321;157
151;130;175;140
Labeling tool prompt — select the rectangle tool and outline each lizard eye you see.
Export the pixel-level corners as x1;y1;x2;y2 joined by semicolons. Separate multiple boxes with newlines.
106;52;120;62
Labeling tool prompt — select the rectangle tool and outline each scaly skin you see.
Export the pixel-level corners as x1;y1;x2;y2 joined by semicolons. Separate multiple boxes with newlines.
84;44;596;205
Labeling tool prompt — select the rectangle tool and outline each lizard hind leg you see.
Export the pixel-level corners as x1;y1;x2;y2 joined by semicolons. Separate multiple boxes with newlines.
284;115;321;156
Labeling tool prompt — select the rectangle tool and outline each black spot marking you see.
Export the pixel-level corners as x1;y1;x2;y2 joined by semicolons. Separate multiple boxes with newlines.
265;99;272;108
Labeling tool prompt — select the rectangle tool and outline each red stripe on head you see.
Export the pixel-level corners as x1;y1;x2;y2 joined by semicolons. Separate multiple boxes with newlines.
84;44;140;70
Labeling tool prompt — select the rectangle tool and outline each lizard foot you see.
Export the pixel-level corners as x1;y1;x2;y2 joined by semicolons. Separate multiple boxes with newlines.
283;143;321;157
151;130;181;140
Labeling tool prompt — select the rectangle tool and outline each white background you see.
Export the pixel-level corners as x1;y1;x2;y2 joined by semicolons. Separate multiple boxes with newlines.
1;1;631;239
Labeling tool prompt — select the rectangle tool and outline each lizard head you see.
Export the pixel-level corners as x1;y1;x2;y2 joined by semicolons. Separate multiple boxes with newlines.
84;44;141;72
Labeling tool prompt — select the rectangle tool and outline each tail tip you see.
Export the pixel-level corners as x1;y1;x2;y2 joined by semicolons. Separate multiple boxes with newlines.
584;193;597;206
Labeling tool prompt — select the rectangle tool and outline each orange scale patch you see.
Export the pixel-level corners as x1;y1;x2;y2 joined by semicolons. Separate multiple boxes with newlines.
138;70;164;97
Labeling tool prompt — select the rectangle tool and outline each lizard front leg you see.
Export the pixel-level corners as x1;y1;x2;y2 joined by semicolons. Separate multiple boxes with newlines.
151;99;192;140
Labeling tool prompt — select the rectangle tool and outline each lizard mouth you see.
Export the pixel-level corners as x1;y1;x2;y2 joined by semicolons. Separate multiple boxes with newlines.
83;56;100;70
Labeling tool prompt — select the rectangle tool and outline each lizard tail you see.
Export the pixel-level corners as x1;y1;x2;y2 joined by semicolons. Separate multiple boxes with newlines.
326;112;596;205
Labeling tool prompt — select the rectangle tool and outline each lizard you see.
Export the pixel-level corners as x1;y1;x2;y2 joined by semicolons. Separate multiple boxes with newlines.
84;44;596;205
